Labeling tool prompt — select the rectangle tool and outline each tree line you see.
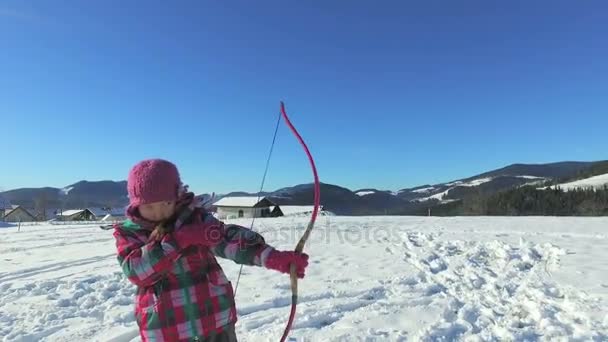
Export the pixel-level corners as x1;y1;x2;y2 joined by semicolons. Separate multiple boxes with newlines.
459;185;608;216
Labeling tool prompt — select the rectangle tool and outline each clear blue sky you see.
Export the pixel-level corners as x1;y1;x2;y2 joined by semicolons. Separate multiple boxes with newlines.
1;1;606;194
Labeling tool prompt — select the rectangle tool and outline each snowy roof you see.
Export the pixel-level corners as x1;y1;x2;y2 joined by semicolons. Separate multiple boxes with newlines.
57;209;92;217
58;210;83;216
213;197;267;208
278;205;323;216
2;205;36;219
2;205;21;214
2;207;15;216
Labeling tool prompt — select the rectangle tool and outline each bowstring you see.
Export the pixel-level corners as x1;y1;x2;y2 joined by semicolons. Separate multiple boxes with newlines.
233;109;282;297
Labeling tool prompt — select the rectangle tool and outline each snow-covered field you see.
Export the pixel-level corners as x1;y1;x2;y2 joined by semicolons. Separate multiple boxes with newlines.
1;217;607;341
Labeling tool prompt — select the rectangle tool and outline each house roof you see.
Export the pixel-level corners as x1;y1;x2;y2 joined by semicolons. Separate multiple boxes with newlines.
3;205;36;219
58;209;95;217
213;196;268;208
58;209;85;216
3;207;16;216
56;208;123;218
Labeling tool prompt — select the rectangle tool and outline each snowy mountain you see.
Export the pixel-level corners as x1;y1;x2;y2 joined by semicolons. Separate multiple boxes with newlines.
207;163;600;215
395;162;599;204
402;175;548;204
0;161;605;215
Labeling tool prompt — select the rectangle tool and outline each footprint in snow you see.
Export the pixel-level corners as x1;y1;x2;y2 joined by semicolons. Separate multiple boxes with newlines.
425;284;446;296
424;254;448;274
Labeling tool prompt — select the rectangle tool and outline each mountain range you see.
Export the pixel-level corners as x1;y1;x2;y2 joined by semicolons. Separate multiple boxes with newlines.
1;161;606;215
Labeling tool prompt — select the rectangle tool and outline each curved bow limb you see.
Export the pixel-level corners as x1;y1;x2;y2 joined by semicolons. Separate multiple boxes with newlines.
278;101;321;342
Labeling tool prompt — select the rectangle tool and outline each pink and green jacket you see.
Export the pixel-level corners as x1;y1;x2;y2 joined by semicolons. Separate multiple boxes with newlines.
113;210;274;341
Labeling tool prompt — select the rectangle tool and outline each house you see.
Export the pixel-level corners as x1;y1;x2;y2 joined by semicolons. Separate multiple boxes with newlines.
213;196;275;219
270;205;327;217
2;205;37;222
56;209;96;221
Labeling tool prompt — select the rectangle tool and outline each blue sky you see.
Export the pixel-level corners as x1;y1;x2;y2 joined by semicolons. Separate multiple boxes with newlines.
1;1;606;194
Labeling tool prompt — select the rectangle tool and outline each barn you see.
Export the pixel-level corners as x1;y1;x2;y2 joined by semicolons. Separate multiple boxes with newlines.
56;209;96;221
1;205;36;222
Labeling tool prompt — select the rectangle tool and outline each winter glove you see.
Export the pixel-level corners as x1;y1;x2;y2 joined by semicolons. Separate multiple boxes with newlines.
172;222;223;249
264;250;309;279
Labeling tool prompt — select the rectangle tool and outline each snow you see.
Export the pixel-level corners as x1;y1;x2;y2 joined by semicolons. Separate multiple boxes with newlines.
413;176;548;202
213;196;266;208
60;187;74;196
412;187;435;194
414;178;495;202
550;173;608;191
1;217;607;341
101;214;124;222
414;188;452;202
461;177;494;187
355;191;375;197
517;175;546;180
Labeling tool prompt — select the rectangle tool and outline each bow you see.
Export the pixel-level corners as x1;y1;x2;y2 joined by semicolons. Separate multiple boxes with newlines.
279;101;321;342
233;101;320;341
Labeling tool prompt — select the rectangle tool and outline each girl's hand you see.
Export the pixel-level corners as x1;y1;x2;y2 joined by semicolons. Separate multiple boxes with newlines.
173;223;223;248
264;250;309;278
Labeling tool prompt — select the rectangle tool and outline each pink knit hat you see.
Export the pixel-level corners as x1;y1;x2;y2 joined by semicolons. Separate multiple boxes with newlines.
127;159;181;208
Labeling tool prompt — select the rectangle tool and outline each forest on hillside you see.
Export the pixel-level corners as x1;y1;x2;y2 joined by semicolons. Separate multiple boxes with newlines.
424;186;608;216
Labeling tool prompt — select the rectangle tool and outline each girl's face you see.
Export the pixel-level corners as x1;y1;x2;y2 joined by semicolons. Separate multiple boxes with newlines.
138;201;176;222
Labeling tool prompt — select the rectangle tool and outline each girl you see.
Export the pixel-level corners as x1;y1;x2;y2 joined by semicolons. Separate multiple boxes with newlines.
113;159;309;342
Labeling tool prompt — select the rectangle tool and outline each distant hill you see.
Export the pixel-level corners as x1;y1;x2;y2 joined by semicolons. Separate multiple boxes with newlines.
1;181;128;210
1;160;605;215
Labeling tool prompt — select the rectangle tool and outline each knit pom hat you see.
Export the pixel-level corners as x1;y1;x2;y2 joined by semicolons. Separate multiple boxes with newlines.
127;159;181;208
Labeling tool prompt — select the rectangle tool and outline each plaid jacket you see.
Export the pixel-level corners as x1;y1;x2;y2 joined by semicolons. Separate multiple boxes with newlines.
113;211;273;341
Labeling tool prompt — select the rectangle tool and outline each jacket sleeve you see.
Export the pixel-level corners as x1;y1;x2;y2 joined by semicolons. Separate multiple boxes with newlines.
113;226;182;287
200;212;274;267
